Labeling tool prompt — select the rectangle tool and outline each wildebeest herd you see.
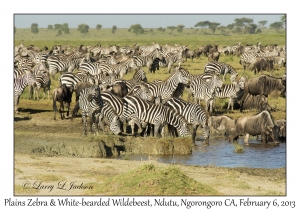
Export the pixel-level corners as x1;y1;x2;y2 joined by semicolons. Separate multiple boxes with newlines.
14;41;286;146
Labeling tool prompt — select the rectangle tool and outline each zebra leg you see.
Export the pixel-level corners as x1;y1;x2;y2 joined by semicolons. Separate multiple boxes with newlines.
14;95;20;113
82;114;87;135
192;124;199;144
154;124;161;138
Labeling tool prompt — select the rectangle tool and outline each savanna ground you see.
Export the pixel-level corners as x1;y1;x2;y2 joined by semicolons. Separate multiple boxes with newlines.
14;27;286;196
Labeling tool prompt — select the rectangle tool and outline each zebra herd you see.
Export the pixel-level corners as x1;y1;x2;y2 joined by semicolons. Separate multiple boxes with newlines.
14;41;286;145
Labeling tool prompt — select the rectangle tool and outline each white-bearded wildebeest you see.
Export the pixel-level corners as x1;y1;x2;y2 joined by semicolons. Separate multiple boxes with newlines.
208;115;236;137
239;75;285;112
227;110;278;145
52;84;72;120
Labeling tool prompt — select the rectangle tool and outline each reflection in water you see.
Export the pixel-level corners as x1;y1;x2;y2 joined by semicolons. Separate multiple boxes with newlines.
119;139;286;169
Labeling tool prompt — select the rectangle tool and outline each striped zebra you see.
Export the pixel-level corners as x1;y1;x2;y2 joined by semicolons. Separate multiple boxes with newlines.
47;56;86;77
95;101;122;135
204;62;238;82
77;84;103;135
109;58;137;78
32;71;51;100
100;83;153;134
124;95;191;137
151;51;183;73
14;68;27;80
90;45;118;57
239;52;265;70
146;68;190;103
14;70;36;113
133;49;164;73
190;73;223;113
122;68;148;92
213;77;246;111
140;42;161;56
164;97;210;144
59;72;94;91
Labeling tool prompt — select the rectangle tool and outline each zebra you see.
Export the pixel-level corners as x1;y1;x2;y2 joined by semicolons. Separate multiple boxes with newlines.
122;67;148;92
77;84;103;135
100;83;153;134
14;68;27;80
47;56;86;78
102;58;137;78
190;73;223;113
146;68;190;103
58;72;94;92
204;62;238;83
32;71;51;100
239;52;266;70
140;42;161;56
123;95;191;137
133;49;164;73
14;70;36;113
151;51;183;73
95;101;122;135
90;45;118;57
164;97;210;144
213;77;246;111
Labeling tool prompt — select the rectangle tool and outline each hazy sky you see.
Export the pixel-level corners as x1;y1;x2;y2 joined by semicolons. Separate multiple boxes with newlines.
14;14;284;29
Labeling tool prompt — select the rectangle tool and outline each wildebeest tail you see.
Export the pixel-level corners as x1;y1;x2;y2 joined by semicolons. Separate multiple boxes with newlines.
71;101;80;120
52;90;58;111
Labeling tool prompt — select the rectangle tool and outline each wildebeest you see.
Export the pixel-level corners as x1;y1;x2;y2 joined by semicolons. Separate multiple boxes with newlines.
249;57;274;74
52;84;73;120
235;93;274;112
183;48;195;62
227;110;278;145
108;81;128;97
272;119;286;142
208;115;236;137
239;75;285;112
208;52;220;62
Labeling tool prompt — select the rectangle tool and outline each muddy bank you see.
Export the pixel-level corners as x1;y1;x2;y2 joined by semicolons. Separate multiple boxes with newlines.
14;133;194;158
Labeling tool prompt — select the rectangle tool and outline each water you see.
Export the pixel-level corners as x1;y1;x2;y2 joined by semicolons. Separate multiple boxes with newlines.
120;138;286;169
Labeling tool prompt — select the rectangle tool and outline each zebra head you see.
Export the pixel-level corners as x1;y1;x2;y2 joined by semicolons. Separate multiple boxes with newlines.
87;84;101;101
212;74;223;93
110;116;122;135
175;70;190;85
178;118;191;137
137;82;154;102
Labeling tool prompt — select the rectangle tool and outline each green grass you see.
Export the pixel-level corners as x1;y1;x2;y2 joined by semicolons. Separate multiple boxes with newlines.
14;28;286;50
83;164;222;195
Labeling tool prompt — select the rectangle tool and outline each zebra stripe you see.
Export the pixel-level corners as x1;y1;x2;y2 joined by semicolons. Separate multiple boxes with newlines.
78;85;103;135
190;74;223;113
14;70;36;113
214;79;245;110
146;69;190;103
59;72;94;91
133;49;163;73
204;62;238;82
95;101;122;135
47;56;86;77
32;72;51;100
164;97;210;143
124;95;190;137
